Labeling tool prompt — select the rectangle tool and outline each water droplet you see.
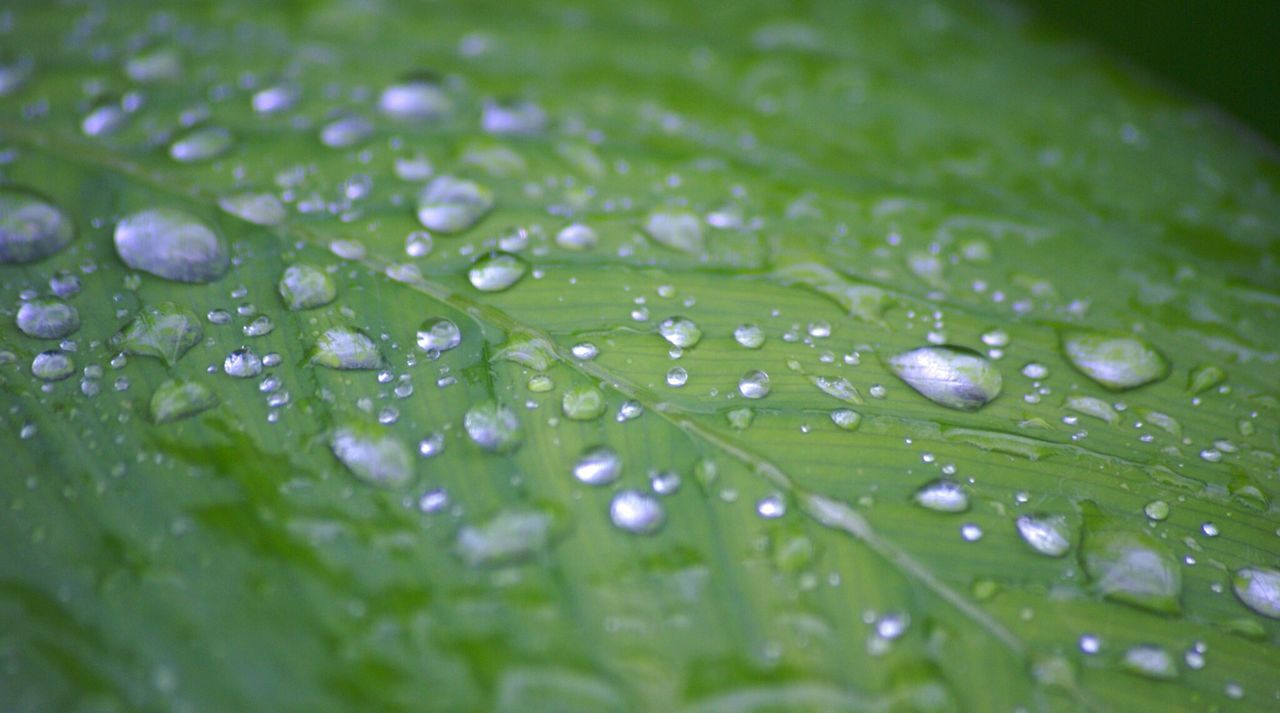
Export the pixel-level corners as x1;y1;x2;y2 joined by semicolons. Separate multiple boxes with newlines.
124;46;180;82
571;342;598;360
1186;364;1226;395
417;432;445;458
49;272;81;298
404;230;433;257
0;188;74;264
169;126;233;163
738;369;771;399
914;480;969;513
464;401;522;453
1121;645;1178;680
573;446;621;485
1080;503;1181;613
309;327;381;370
416;175;494;233
223;348;263;378
150;379;217;423
981;328;1010;347
1064;395;1120;425
555;223;598;251
242;315;274;337
617;400;643;422
464;254;530;296
329;423;412;488
251;83;298;114
82;101;127;137
415;317;461;353
610;490;665;535
658;316;702;348
809;375;863;405
1232;567;1280;619
562;385;605;420
278;264;336;310
395;155;434;182
649;470;681;495
379;79;452;121
1143;500;1169;521
482;98;547;135
1061;330;1169;391
887;345;1002;411
666;367;688;387
733;324;765;349
112;302;202;365
319;114;373;148
114;208;228;283
756;494;787;519
644;210;704;254
417;488;449;513
219;192;286;226
455;508;553;567
960;524;984;541
830;408;861;431
1079;635;1101;654
527;374;554;392
727;407;754;430
1015;513;1072;557
1021;362;1049;379
31;350;74;381
16;298;78;339
0;58;33;96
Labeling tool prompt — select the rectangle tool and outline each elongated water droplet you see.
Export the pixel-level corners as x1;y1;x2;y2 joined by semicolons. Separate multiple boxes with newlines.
169;126;233;163
562;385;605;420
416;317;461;352
809;375;863;405
1061;330;1169;391
319;114;373;148
416;175;494;233
467;252;526;292
482;98;547;135
114;208;228;283
31;350;74;381
278;264;336;310
1015;513;1072;557
610;490;665;535
16;298;78;339
887;345;1002;411
150;379;218;423
1122;645;1178;680
658;316;701;348
738;370;770;399
913;480;969;513
329;423;412;488
82;101;127;137
734;324;765;349
456;508;553;567
573;446;621;485
379;79;452;121
0;188;74;264
555;223;598;251
309;327;381;370
1186;364;1226;395
242;315;274;337
1080;503;1181;614
125;46;179;82
493;335;555;371
112;302;202;366
644;210;704;254
464;401;522;453
252;83;298;114
1064;395;1119;425
219;192;286;226
1232;567;1280;619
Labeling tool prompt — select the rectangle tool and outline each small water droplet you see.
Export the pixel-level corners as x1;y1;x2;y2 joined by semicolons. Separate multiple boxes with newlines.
573;446;621;485
914;480;969;513
417;175;494;233
658;316;702;348
981;328;1010;347
1021;362;1049;379
464;401;522;453
756;494;787;519
416;317;461;352
467;252;527;292
738;369;770;399
320;114;373;148
379;79;452;121
1121;645;1178;680
830;408;861;431
219;192;286;226
417;432;445;458
252;83;298;114
1015;513;1072;557
555;223;598;251
666;367;688;387
405;230;433;257
649;470;681;495
1232;567;1280;619
562;385;606;420
960;523;984;541
169;126;233;163
482;98;547;135
610;490;665;535
150;379;217;423
1143;500;1169;521
455;508;553;567
418;488;449;513
733;324;765;349
571;342;599;360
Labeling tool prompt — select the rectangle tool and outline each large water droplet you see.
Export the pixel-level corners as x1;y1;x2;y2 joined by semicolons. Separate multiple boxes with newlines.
319;114;373;148
309;327;382;370
464;401;522;453
1121;645;1178;680
455;508;553;567
114;208;228;283
658;316;702;348
609;490;665;535
1080;503;1181;614
555;223;598;251
379;79;452;121
31;350;74;381
467;252;526;292
562;385;605;420
913;480;969;513
1015;513;1072;557
112;302;202;366
278;264;336;310
738;370;770;399
150;379;218;423
573;446;621;485
1061;331;1169;391
416;317;461;352
887;345;1002;411
1232;567;1280;619
219;192;286;226
169;126;233;163
329;423;412;488
82;100;128;137
416;175;494;233
0;188;74;264
733;324;765;349
830;408;861;431
644;210;704;254
16;298;79;339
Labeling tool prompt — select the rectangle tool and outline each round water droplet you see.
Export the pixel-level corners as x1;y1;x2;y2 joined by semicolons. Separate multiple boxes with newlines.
379;79;452;121
960;524;984;541
650;470;681;495
666;367;688;387
887;345;1002;411
555;223;598;251
1143;500;1169;521
330;423;412;488
405;230;433;257
658;316;702;348
219;192;286;226
1015;513;1072;557
914;479;969;513
252;83;298;114
112;302;202;365
309;327;381;370
644;210;703;254
0;188;74;264
1122;645;1178;680
242;315;274;337
527;374;554;392
1061;330;1169;391
467;252;527;292
464;401;522;453
169;126;233;163
573;446;621;485
738;369;770;399
417;175;494;233
224;347;263;378
610;490;665;535
416;317;461;352
418;432;445;458
756;494;787;519
571;342;598;360
830;408;861;431
278;264;336;310
734;324;765;349
320;114;373;148
16;298;79;339
114;208;228;283
1232;567;1280;619
31;350;74;381
562;385;605;420
1021;362;1049;379
150;379;217;423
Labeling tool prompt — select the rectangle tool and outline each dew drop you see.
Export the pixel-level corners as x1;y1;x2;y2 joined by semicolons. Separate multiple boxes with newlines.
309;327;381;370
658;316;702;348
124;46;180;82
738;369;771;399
319;114;374;148
571;342;598;360
114;208;228;283
1232;567;1280;619
219;192;286;226
223;348;263;378
464;401;522;453
82;101;127;137
1021;362;1049;379
756;494;787;519
562;385;606;420
31;350;74;381
733;324;765;349
1061;330;1169;391
405;230;433;257
1121;645;1178;680
1015;513;1072;557
573;446;621;486
649;470;681;495
417;432;445;458
455;508;552;567
960;524;984;541
644;210;704;254
610;490;665;535
112;302;202;366
416;175;494;233
830;408;861;431
887;345;1002;411
251;84;298;114
379;79;452;121
16;298;79;339
169;126;233;163
150;379;217;423
914;480;969;513
0;188;74;264
666;367;688;387
416;317;461;352
1080;503;1181;613
555;223;598;251
329;423;412;488
482;98;547;135
1143;500;1170;521
278;264;336;310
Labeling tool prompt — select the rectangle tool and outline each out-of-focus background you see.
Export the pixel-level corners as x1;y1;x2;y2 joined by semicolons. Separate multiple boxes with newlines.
1024;0;1280;144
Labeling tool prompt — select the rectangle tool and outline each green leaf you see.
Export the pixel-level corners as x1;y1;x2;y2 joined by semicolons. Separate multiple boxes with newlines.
2;1;1279;712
